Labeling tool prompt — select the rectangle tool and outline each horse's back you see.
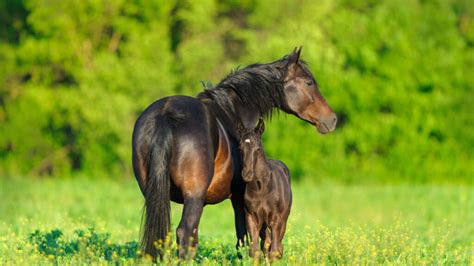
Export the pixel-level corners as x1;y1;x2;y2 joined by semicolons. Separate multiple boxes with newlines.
135;96;209;125
132;95;235;204
133;96;209;145
133;96;213;187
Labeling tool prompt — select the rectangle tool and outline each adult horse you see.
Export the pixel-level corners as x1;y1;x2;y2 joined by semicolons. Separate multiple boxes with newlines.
132;47;337;258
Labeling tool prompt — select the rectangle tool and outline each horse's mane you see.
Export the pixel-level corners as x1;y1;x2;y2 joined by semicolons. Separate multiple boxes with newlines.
197;56;292;123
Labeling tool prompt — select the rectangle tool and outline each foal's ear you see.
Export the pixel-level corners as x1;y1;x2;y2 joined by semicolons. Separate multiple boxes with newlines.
236;122;246;138
255;118;265;136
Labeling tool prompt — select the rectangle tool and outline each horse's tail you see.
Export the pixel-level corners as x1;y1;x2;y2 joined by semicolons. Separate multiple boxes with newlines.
141;115;173;258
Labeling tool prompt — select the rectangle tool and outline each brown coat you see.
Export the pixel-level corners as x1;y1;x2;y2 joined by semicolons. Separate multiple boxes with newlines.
239;119;292;259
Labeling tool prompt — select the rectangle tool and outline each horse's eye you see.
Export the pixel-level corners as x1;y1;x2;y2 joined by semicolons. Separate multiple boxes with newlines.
306;80;313;86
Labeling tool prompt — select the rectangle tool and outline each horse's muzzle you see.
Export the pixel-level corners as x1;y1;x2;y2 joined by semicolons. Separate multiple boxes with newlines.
317;113;337;134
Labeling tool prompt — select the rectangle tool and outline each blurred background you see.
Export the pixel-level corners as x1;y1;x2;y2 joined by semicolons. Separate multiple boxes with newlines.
0;0;472;184
0;1;473;264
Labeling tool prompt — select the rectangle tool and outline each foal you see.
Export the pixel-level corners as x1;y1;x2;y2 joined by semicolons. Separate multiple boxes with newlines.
238;119;292;259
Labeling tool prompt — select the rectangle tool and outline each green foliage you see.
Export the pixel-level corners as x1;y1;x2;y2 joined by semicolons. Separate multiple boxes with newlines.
0;178;472;264
19;226;474;264
28;228;139;261
29;229;79;257
0;0;472;183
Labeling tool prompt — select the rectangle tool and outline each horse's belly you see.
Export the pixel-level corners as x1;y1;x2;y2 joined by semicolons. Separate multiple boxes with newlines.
205;166;233;204
205;121;233;204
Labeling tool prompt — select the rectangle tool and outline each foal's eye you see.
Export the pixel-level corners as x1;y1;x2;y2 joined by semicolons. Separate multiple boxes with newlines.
306;80;313;86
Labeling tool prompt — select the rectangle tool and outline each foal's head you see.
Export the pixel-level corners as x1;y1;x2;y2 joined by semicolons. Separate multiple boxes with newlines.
238;119;268;182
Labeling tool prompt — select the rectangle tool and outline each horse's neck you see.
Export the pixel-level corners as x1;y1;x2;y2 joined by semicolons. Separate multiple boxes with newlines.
200;96;237;139
236;108;261;130
223;89;261;129
199;88;274;145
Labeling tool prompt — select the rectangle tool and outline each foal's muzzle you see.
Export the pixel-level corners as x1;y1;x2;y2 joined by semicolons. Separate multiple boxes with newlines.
241;170;253;182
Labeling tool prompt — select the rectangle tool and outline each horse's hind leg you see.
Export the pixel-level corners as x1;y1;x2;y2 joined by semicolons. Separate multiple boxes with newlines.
231;190;248;248
176;197;204;258
171;121;213;258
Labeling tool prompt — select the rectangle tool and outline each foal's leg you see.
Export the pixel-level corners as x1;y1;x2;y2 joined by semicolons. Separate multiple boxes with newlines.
259;225;271;256
176;197;204;258
246;213;261;258
269;221;286;260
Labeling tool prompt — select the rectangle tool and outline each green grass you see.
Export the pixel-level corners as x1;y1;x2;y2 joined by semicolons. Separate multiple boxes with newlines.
0;178;472;264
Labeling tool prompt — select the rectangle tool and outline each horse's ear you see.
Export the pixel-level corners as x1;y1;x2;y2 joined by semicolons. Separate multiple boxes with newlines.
255;117;265;136
291;47;297;58
289;46;302;64
296;46;302;62
287;47;302;76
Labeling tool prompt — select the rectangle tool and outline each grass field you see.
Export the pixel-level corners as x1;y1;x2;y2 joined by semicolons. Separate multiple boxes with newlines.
0;178;472;265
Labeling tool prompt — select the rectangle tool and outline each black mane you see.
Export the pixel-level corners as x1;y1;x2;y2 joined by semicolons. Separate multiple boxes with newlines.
197;57;291;125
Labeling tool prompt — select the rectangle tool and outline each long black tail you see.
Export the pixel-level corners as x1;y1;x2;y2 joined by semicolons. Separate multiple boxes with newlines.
141;116;172;258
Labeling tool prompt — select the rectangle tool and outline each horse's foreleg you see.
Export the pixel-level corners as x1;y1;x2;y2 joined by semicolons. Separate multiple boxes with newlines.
231;193;248;248
176;197;204;259
191;227;198;247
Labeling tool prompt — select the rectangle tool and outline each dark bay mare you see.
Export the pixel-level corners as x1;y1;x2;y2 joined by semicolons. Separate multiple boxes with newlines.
132;47;337;258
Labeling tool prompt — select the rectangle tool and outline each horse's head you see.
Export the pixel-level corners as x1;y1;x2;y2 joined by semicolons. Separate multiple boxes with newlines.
281;47;337;134
238;119;267;182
